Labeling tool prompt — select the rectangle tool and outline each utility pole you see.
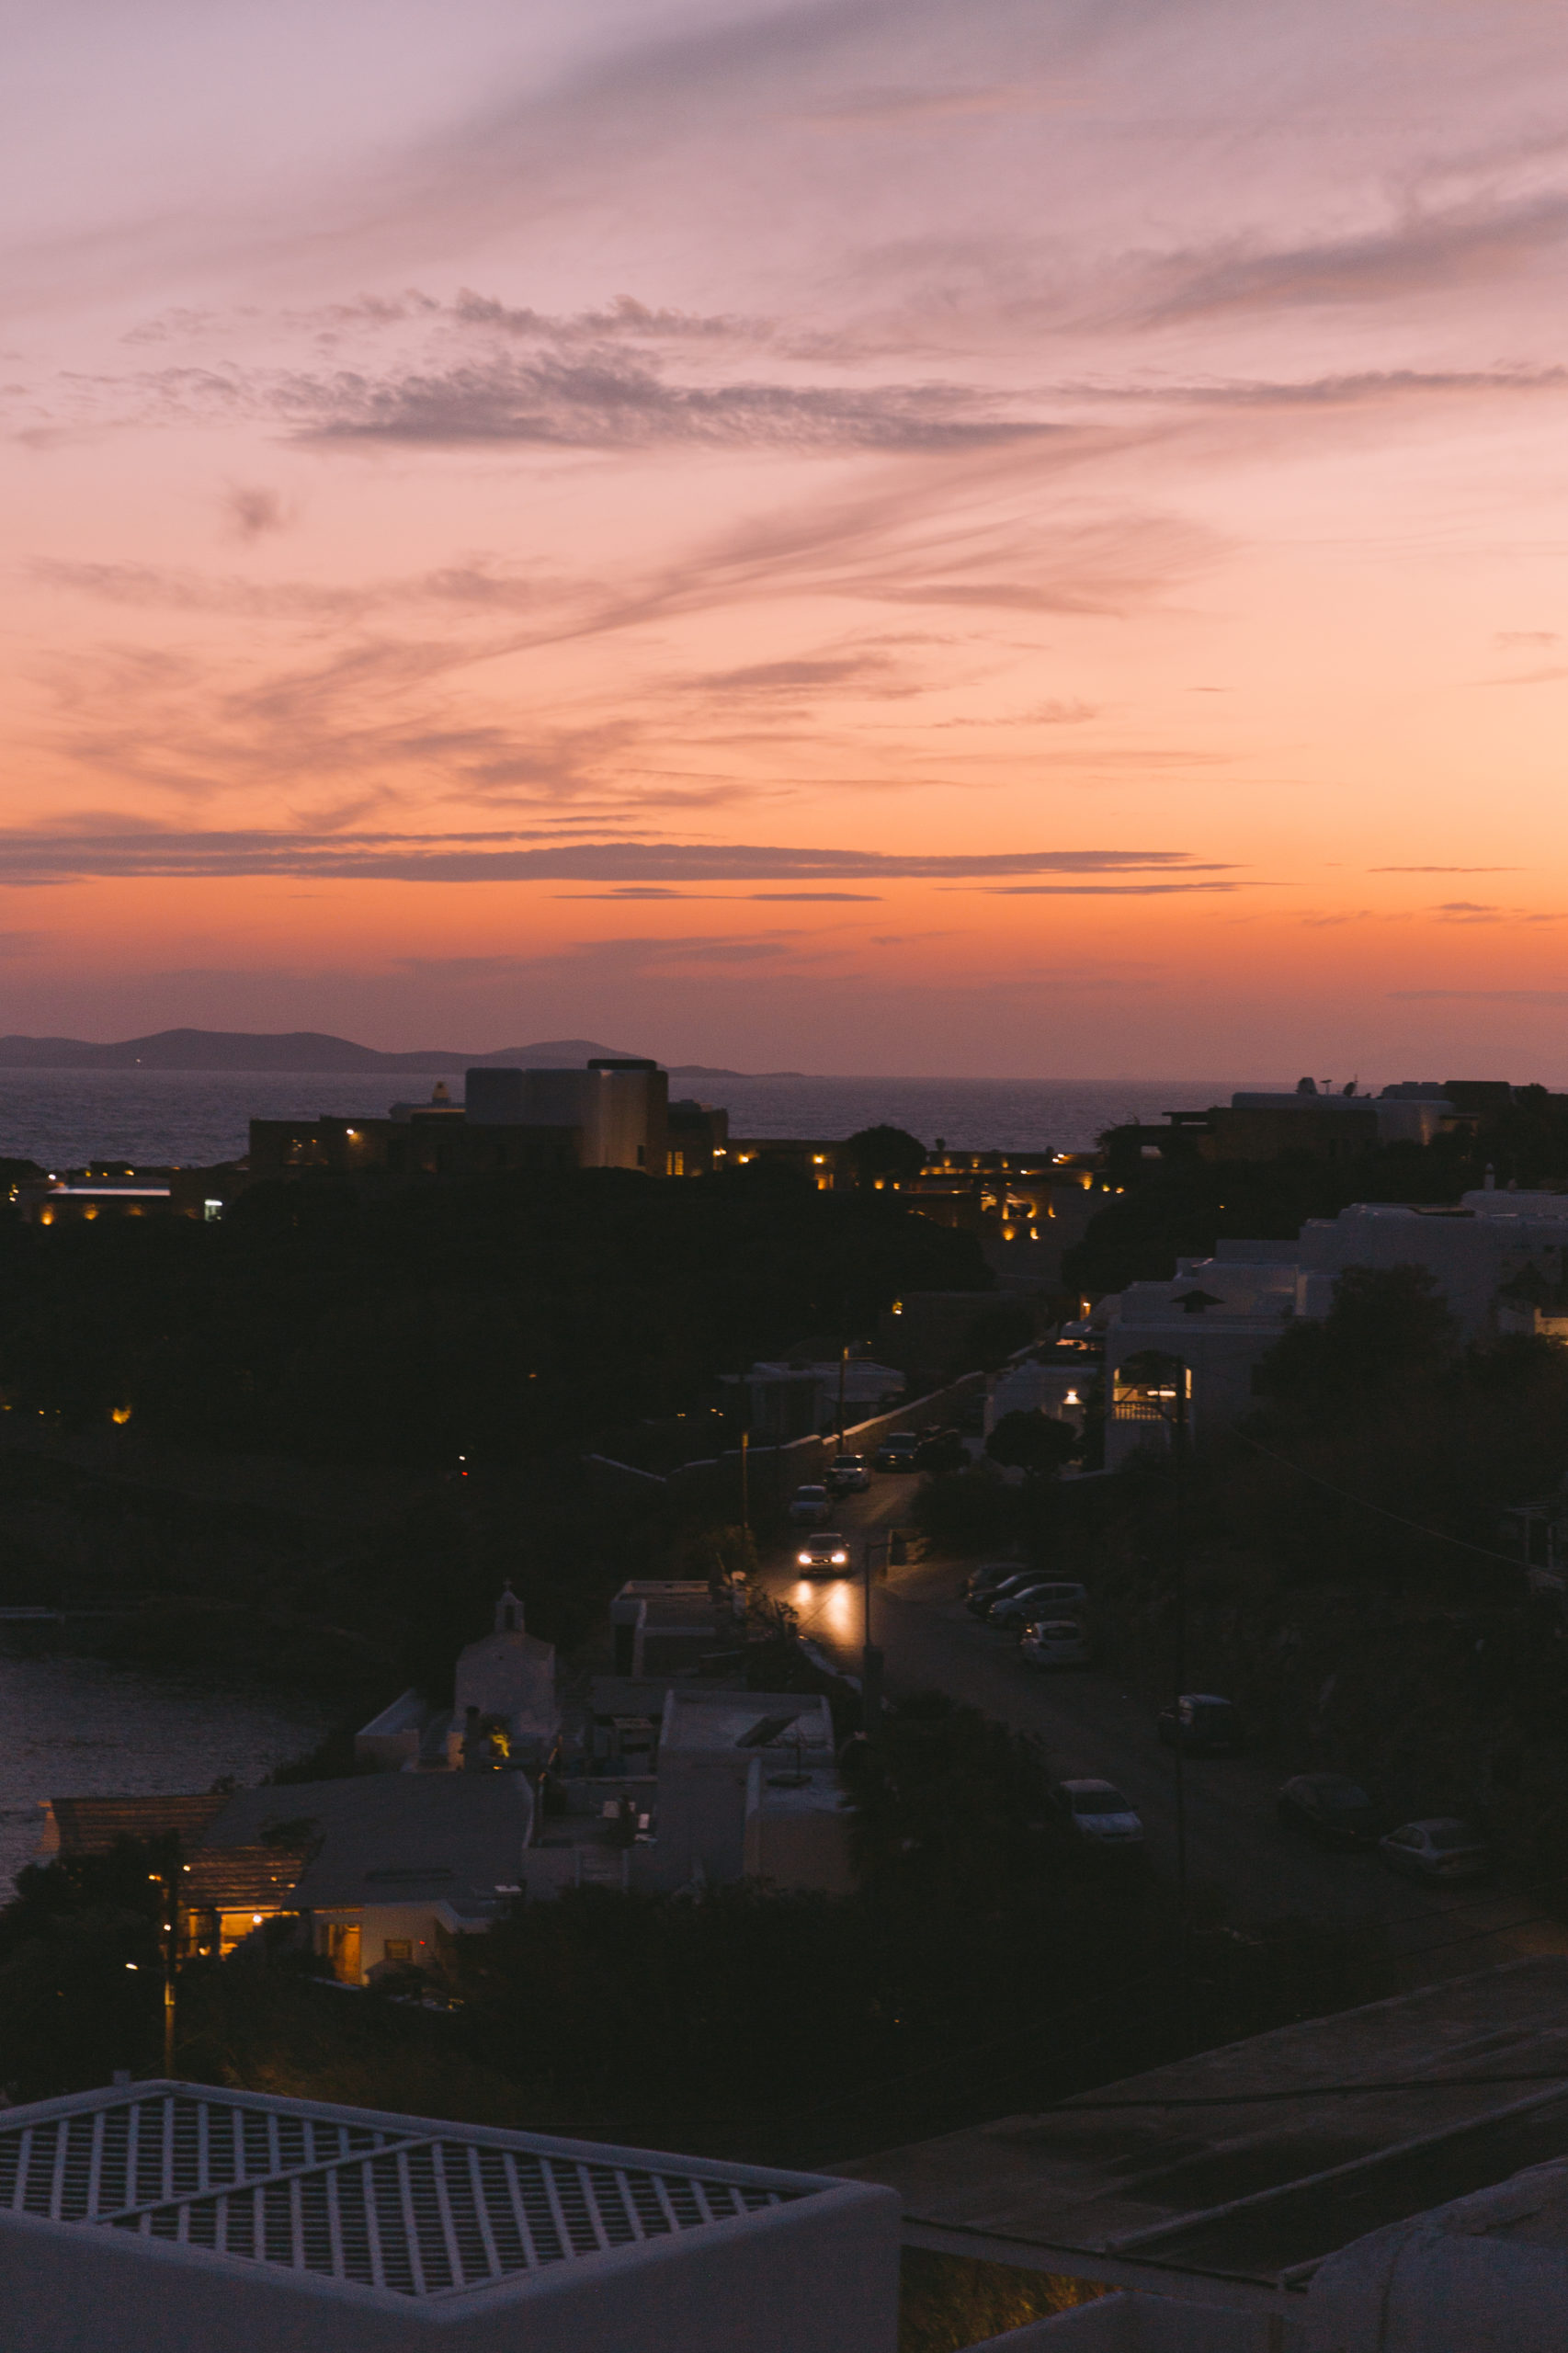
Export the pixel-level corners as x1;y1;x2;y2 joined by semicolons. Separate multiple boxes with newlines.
739;1427;750;1541
860;1533;887;1728
836;1345;849;1449
154;1859;182;2077
1169;1364;1192;2044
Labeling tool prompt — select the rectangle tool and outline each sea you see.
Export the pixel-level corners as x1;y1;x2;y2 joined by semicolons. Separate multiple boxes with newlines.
0;1656;323;1895
0;1069;1265;1170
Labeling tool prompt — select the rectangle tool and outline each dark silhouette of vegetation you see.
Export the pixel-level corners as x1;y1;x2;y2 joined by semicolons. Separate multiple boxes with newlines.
1064;1149;1463;1298
1252;1263;1459;1423
898;2253;1104;2353
985;1410;1079;1476
0;1164;987;1468
845;1124;927;1186
0;1837;173;2098
911;1463;1018;1553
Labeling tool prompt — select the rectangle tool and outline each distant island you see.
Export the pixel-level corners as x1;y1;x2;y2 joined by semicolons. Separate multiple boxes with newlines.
0;1029;807;1080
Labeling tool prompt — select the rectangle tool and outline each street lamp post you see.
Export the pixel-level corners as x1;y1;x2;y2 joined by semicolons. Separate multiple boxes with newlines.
1169;1369;1191;2038
1121;1349;1194;2040
860;1531;891;1729
153;1859;185;2076
739;1427;750;1542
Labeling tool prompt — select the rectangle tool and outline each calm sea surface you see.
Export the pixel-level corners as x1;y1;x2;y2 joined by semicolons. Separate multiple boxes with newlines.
0;1656;324;1895
0;1069;1267;1168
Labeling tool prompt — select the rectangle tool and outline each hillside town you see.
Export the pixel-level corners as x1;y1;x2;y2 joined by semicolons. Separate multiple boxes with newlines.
5;1061;1568;2347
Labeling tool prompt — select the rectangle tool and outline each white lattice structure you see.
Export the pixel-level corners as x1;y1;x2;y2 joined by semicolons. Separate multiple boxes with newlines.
0;2082;899;2351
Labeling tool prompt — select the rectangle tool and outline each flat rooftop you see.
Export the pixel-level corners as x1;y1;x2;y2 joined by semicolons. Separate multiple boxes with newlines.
847;1957;1568;2301
0;2082;840;2308
660;1689;835;1755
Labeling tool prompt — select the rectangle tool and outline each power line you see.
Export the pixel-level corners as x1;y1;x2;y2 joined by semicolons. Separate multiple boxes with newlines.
1233;1433;1535;1571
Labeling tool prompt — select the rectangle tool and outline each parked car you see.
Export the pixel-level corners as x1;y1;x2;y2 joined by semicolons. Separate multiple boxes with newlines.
826;1452;870;1494
874;1432;920;1472
1010;1579;1088;1618
961;1560;1026;1600
1277;1774;1379;1847
989;1584;1063;1631
1379;1819;1491;1882
914;1427;967;1474
968;1573;1041;1619
1157;1694;1244;1756
1058;1779;1144;1847
1021;1620;1092;1669
787;1483;831;1526
796;1530;853;1577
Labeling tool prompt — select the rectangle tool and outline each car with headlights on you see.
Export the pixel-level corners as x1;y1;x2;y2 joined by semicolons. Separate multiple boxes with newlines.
796;1530;852;1578
1379;1818;1491;1882
1277;1773;1379;1848
826;1451;870;1494
1020;1620;1092;1669
1058;1779;1144;1847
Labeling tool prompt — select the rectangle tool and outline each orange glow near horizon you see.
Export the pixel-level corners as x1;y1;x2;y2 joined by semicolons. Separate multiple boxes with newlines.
4;1;1568;1077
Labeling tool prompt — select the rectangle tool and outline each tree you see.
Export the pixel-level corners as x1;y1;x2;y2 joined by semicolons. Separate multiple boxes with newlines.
844;1125;926;1187
1253;1263;1458;1423
985;1410;1079;1477
0;1838;171;2097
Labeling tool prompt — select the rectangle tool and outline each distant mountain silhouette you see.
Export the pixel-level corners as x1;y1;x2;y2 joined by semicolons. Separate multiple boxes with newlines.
0;1029;630;1073
0;1029;809;1078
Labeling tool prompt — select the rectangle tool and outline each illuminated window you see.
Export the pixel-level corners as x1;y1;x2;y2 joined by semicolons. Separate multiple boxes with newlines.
383;1938;413;1963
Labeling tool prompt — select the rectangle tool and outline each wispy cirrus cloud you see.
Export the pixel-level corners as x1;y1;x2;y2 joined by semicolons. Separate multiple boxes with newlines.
1392;989;1568;1005
982;879;1254;895
0;831;1226;886
283;351;1059;453
1131;189;1568;326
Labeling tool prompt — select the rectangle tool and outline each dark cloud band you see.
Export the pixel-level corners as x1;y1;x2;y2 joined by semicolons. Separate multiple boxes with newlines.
0;831;1224;886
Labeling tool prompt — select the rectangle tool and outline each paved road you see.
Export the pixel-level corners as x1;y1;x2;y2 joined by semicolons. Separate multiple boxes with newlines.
760;1473;1565;1988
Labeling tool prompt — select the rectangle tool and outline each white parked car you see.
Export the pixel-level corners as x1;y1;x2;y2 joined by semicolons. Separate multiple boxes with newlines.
1059;1779;1144;1847
787;1484;831;1526
1379;1818;1491;1881
1021;1620;1091;1669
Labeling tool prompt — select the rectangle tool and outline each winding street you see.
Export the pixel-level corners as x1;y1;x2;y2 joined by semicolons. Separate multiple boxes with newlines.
757;1472;1567;1990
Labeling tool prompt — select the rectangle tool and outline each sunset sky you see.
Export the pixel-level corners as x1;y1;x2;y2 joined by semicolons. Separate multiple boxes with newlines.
6;0;1568;1075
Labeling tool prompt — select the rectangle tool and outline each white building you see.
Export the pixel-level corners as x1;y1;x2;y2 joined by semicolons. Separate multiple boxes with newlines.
985;1355;1099;1442
357;1586;558;1773
1096;1188;1568;1467
0;2080;900;2353
39;1775;536;1985
654;1688;850;1893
